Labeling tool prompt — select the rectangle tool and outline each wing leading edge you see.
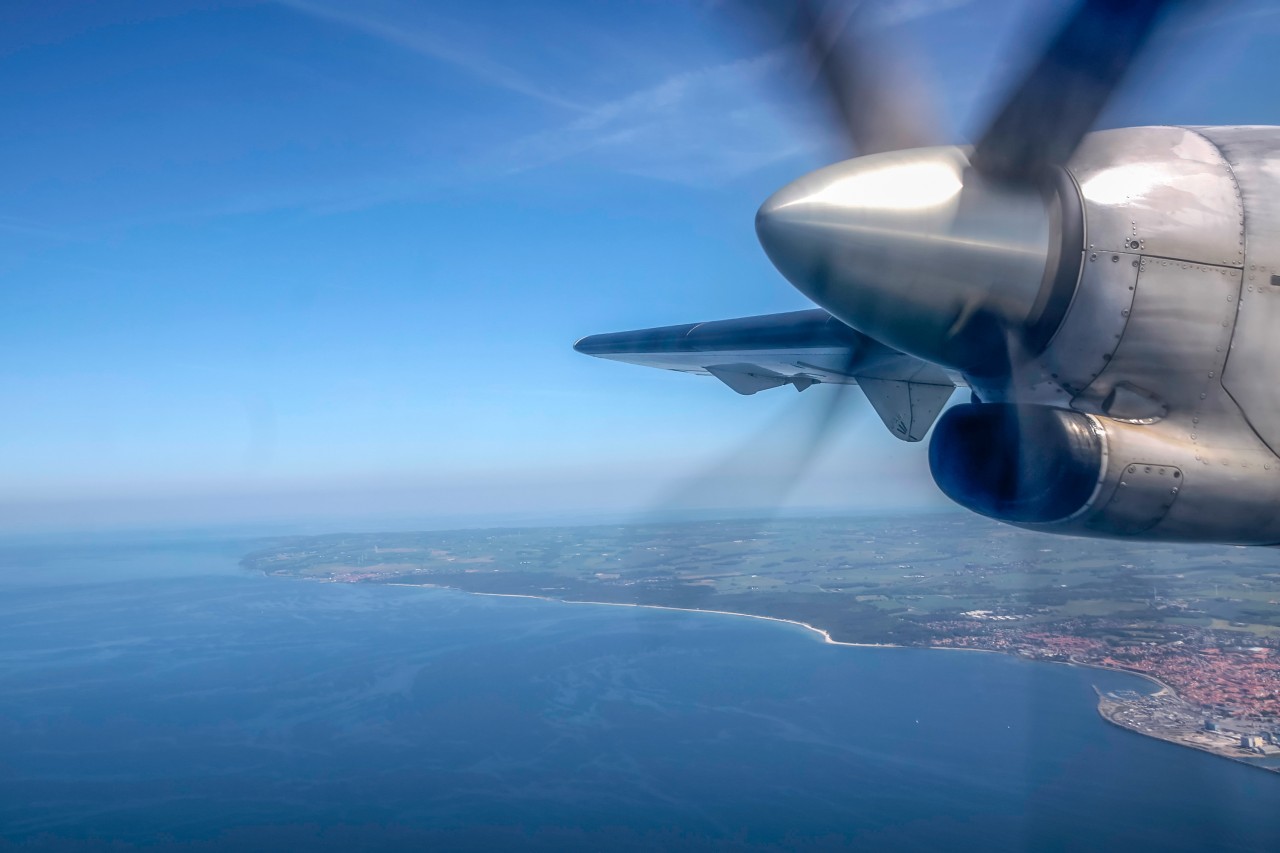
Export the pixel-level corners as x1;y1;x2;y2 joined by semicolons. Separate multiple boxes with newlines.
574;310;960;441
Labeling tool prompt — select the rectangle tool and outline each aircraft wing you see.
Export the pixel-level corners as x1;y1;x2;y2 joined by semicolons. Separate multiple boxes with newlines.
574;309;961;441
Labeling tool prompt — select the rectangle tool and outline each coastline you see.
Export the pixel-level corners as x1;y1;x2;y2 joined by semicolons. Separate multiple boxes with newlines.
376;582;1123;663
383;583;903;650
378;581;1090;659
378;579;1278;775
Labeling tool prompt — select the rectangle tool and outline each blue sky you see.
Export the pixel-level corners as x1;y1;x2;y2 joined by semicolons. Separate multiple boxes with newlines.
2;0;1278;531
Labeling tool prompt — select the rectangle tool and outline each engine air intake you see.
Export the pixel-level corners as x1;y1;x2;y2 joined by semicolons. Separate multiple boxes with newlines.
928;404;1102;523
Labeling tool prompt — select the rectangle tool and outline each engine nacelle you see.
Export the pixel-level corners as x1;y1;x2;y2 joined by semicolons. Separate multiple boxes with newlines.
935;127;1280;544
929;403;1280;545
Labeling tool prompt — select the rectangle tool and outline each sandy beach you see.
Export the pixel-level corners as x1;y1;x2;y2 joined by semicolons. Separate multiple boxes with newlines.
383;583;904;649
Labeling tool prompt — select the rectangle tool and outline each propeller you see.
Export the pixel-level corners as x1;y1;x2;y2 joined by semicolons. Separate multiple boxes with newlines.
750;0;1193;453
971;0;1185;185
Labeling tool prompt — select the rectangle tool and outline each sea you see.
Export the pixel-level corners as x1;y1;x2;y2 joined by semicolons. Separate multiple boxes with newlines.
2;529;1279;852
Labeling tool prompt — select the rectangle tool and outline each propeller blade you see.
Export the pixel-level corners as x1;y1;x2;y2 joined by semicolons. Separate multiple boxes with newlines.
646;346;869;518
970;0;1191;184
729;0;941;157
791;0;939;156
965;311;1043;510
782;342;867;488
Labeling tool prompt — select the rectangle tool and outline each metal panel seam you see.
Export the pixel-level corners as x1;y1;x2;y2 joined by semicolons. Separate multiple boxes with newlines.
1183;127;1275;453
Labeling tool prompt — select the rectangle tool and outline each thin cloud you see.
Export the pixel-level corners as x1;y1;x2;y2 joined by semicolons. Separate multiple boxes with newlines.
491;1;977;187
266;1;969;191
272;0;586;112
0;214;73;241
499;51;816;186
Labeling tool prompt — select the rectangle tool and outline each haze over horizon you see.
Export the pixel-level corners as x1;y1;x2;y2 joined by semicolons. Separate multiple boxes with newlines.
4;0;1278;532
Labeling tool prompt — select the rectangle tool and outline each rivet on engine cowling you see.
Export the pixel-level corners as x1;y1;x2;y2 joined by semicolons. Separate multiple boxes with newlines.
1128;466;1136;473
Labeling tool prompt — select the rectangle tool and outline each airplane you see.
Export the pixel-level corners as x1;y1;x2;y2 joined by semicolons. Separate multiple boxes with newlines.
572;0;1280;546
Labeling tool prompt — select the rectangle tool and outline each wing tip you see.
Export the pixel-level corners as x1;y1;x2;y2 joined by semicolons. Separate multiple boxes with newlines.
572;324;699;357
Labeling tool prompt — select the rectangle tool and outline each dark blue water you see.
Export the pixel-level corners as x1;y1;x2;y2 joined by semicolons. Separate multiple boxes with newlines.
1;533;1278;852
